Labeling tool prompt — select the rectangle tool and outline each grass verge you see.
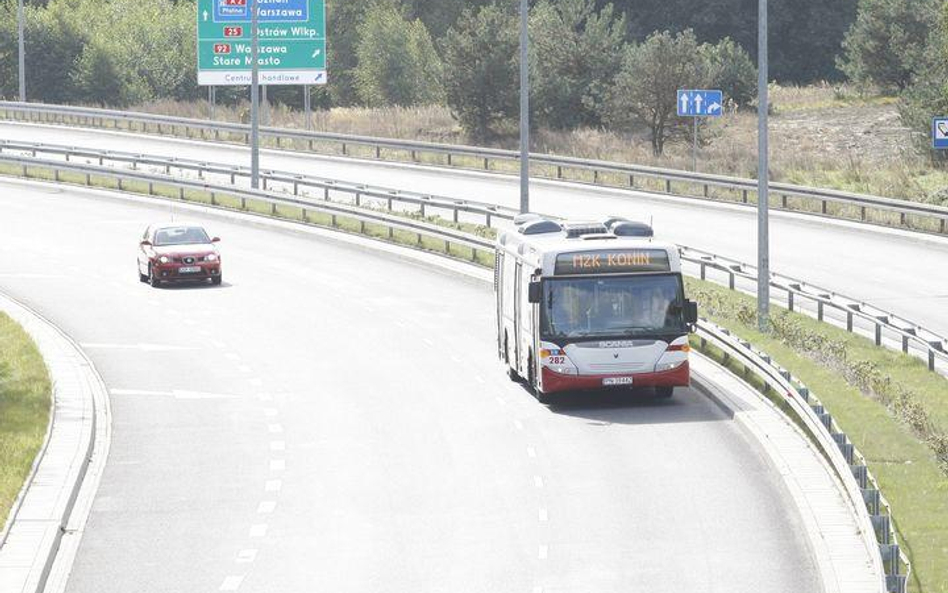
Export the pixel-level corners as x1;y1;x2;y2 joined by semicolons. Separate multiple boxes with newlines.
685;277;948;593
0;313;52;531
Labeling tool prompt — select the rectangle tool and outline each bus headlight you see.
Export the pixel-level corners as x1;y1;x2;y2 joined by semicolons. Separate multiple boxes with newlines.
655;360;686;372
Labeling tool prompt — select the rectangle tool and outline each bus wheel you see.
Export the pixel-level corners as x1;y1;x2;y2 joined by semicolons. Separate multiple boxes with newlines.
655;386;674;399
505;335;519;382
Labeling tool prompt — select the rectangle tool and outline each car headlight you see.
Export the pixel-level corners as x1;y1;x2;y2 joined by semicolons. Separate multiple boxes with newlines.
158;256;170;264
205;254;218;262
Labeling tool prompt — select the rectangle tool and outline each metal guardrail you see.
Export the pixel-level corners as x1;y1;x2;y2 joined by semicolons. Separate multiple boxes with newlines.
3;101;948;236
0;139;519;229
0;152;910;591
697;320;909;593
0;153;495;262
679;246;948;375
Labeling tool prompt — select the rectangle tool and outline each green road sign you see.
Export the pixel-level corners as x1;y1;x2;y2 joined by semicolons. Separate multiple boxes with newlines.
197;0;326;86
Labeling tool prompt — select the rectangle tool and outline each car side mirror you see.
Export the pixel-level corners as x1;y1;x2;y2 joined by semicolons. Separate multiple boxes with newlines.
140;240;152;247
684;300;698;324
211;237;221;243
528;281;542;304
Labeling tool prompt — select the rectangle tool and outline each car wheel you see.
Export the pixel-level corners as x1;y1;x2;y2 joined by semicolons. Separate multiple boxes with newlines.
148;264;161;288
655;386;674;399
138;267;148;283
212;275;222;286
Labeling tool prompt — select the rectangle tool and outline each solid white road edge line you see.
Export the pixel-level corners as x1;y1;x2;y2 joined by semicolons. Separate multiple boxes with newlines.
0;289;111;593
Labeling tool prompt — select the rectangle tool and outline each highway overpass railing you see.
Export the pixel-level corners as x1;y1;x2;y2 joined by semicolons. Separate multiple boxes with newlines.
0;152;911;591
2;101;948;237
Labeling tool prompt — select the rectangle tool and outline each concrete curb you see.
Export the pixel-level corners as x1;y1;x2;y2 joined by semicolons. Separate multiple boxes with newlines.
0;290;110;593
691;354;884;593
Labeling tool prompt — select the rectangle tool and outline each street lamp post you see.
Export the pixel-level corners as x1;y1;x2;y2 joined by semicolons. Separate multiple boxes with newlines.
18;0;26;101
518;0;529;214
250;0;260;189
757;0;770;332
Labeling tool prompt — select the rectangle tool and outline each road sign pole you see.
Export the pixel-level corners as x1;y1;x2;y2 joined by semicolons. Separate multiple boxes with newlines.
757;0;770;332
17;0;25;101
692;117;698;172
208;86;215;120
250;0;260;189
304;85;312;131
262;85;269;126
518;0;530;214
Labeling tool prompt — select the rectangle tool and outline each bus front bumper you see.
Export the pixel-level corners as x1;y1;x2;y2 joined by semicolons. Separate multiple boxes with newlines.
539;361;690;394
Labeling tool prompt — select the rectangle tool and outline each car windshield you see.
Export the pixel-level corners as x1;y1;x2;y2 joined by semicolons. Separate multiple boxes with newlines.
540;274;686;340
153;226;211;246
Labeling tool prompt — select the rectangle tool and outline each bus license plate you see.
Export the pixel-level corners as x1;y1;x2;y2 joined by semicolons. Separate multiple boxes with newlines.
603;377;634;386
179;266;201;274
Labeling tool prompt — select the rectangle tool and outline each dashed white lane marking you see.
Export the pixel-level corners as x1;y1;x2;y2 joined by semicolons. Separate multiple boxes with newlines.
527;446;537;458
265;480;282;492
211;340;227;349
495;396;507;406
538;545;549;560
534;476;544;488
263;408;278;417
0;273;67;279
538;509;548;522
258;394;273;402
395;320;408;328
533;587;544;593
250;378;264;387
225;353;241;361
183;319;198;327
236;549;257;564
474;375;485;384
267;423;283;434
110;388;235;400
249;524;268;538
450;355;463;364
269;460;286;471
237;365;253;373
257;501;277;514
270;441;286;451
513;420;524;431
423;338;435;347
219;575;244;591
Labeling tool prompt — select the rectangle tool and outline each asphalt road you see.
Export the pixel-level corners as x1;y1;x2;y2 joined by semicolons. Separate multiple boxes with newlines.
0;179;818;592
2;121;947;338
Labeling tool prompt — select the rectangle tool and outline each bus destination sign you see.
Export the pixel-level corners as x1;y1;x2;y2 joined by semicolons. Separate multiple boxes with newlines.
554;249;671;275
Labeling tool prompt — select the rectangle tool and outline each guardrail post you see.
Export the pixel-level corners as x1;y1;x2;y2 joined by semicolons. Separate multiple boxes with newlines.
593;170;599;184
484;157;489;170
85;173;90;185
742;189;748;203
665;179;671;193
486;212;492;227
728;272;735;290
821;200;828;214
301;207;308;222
411;150;417;162
417;232;423;246
359;221;365;234
387;197;393;210
179;187;184;200
930;349;936;371
941;219;946;234
331;214;337;227
388;226;393;239
875;321;883;346
703;185;709;198
210;192;216;206
699;263;706;280
324;187;330;201
860;206;867;221
847;311;853;332
118;178;123;191
148;182;153;195
447;154;453;166
817;301;824;321
453;208;459;223
781;194;787;208
293;179;300;196
375;146;381;159
262;177;268;191
240;197;246;210
445;239;450;254
341;143;347;156
271;202;277;215
54;169;59;182
420;202;426;218
629;174;634;187
355;192;361;207
900;212;906;226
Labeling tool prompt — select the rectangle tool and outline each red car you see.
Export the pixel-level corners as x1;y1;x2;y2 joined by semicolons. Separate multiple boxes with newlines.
138;224;222;287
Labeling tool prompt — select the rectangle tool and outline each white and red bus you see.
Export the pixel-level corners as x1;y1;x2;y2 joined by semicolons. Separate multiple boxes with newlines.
495;216;698;402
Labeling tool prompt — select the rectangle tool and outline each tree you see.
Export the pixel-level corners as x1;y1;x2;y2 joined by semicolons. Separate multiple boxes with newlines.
702;37;756;109
529;0;626;129
839;0;940;92
899;3;948;161
442;3;519;142
354;1;443;107
601;30;706;155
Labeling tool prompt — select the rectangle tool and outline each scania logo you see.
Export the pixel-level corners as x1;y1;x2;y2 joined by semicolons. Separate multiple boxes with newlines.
613;353;619;359
599;340;634;348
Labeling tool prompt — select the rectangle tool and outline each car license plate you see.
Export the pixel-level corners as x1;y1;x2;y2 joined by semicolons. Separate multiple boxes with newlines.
178;266;201;274
603;376;634;386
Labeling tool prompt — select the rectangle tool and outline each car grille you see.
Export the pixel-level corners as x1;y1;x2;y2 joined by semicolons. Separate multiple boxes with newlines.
172;256;204;264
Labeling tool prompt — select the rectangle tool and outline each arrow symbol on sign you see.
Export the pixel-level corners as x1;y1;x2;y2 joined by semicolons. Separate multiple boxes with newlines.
203;9;209;21
312;49;321;58
708;101;721;114
680;94;689;114
694;94;703;114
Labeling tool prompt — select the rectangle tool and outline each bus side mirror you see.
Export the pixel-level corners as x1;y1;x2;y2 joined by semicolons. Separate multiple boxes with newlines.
528;281;542;304
684;300;698;324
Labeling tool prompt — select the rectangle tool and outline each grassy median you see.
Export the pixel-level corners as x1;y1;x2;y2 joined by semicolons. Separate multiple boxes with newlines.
685;277;948;593
0;313;51;531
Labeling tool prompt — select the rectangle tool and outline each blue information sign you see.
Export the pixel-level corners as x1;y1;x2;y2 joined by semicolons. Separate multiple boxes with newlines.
933;117;948;149
677;90;724;117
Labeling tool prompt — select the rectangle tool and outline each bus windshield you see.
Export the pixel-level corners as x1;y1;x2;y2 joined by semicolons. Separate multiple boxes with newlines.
540;274;686;340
